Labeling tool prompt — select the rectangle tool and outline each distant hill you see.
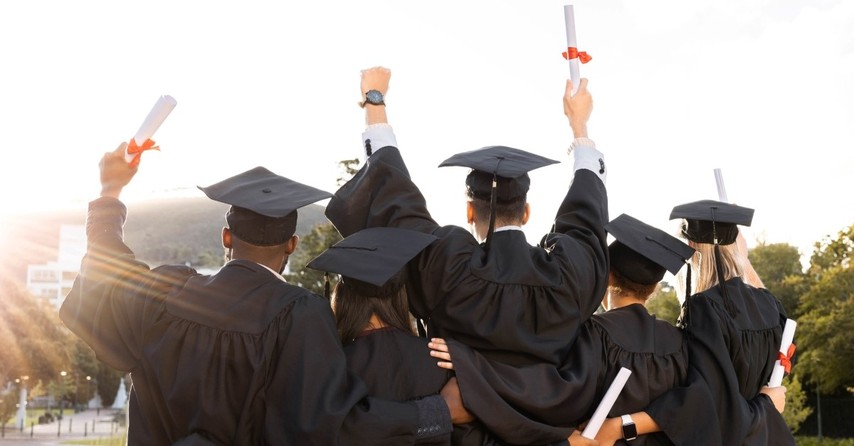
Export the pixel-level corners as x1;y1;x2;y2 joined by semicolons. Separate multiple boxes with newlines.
0;197;330;283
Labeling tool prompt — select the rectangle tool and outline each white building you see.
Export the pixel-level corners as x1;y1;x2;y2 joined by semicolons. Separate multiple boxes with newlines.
26;224;85;310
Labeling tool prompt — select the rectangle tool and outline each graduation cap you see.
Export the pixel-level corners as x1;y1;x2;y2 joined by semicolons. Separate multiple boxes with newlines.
439;146;559;249
307;227;438;298
198;166;332;246
669;199;754;317
670;199;754;246
604;214;695;285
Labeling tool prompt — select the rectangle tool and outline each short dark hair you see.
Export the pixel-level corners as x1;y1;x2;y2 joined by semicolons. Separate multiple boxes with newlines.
468;194;527;226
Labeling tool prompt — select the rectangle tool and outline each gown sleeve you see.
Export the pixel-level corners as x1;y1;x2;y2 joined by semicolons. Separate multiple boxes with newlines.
59;197;196;372
326;146;439;237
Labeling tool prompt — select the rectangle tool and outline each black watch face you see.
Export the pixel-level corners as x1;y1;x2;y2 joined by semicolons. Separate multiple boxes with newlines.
366;90;384;104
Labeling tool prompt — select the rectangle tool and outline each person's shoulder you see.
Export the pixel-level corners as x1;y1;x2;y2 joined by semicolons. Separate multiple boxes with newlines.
146;264;199;295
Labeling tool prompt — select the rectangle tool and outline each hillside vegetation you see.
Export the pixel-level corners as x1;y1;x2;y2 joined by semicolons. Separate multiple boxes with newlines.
0;197;329;282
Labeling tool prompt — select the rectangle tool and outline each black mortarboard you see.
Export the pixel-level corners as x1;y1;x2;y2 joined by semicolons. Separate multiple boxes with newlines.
306;227;437;297
439;146;558;250
605;214;695;285
669;200;754;246
439;146;560;201
198;166;332;246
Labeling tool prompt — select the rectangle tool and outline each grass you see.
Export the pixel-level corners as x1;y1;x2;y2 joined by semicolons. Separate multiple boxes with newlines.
61;434;128;445
796;437;854;446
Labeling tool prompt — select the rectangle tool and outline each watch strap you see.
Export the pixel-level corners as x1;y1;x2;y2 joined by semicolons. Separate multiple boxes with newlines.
621;414;637;441
360;90;385;108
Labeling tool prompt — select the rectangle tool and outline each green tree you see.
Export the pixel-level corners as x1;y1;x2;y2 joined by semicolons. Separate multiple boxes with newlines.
284;223;342;295
0;386;17;426
645;281;680;325
96;363;124;409
793;224;854;394
336;158;361;187
282;158;360;295
748;242;808;318
0;276;71;386
781;374;812;433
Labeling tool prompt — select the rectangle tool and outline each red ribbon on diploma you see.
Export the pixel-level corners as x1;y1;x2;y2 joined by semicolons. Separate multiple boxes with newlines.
778;343;797;374
562;47;592;63
126;138;159;167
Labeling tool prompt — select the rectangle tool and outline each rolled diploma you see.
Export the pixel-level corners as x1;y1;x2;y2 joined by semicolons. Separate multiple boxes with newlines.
581;367;632;439
563;4;581;95
125;95;178;163
714;168;729;203
768;319;797;387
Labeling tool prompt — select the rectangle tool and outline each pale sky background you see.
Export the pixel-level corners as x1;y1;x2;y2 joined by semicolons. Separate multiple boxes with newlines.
1;0;852;269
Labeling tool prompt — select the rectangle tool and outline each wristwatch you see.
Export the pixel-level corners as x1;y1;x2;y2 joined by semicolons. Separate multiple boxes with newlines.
621;414;637;441
360;89;385;108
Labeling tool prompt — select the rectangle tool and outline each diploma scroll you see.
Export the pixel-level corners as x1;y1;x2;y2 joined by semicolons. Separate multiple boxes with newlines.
714;168;728;203
581;367;632;439
768;319;797;387
125;95;178;163
563;5;581;95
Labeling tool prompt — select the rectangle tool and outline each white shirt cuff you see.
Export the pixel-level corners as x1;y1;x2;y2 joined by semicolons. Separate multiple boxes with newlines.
569;138;606;184
362;123;397;154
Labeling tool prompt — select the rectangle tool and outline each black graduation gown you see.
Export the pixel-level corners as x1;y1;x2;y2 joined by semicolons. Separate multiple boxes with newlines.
345;327;452;446
445;304;720;446
678;277;796;445
60;197;450;446
326;146;609;367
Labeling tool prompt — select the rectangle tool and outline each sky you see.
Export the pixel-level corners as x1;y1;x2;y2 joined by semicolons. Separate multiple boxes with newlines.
1;0;852;269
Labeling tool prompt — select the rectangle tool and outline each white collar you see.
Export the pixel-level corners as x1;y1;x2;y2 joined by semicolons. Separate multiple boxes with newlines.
494;225;523;232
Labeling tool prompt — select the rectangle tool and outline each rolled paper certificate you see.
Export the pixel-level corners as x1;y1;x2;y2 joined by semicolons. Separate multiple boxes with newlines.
714;168;729;203
125;95;178;163
563;5;581;95
582;367;632;439
768;318;797;387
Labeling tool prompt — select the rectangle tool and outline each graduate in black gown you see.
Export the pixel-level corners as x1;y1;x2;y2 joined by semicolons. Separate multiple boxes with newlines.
307;227;456;445
60;145;462;445
669;200;795;445
325;67;607;445
431;214;721;446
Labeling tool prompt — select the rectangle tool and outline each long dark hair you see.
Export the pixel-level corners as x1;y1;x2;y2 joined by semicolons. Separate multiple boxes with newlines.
332;281;413;345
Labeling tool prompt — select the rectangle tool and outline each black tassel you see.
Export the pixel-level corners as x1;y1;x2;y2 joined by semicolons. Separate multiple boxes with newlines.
484;173;498;254
323;272;330;300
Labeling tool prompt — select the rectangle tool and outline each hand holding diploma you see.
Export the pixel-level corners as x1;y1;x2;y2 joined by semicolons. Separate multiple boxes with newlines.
125;95;177;166
563;4;592;96
768;319;797;387
581;367;632;439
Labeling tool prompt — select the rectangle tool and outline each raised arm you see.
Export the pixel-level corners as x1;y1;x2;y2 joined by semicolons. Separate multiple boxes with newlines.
361;66;390;127
59;143;179;371
326;66;439;237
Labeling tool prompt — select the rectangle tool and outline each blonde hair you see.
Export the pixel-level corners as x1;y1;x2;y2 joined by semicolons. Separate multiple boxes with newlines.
689;242;745;294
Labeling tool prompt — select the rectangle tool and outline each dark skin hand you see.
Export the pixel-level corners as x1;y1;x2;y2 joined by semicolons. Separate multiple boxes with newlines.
440;377;474;424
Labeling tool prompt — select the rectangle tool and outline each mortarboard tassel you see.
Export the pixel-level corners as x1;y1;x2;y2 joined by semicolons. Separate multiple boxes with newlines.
677;264;692;329
484;173;498;254
323;272;331;300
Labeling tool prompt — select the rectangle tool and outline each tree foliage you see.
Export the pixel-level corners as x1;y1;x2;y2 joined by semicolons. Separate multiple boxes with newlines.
284;223;343;295
748;242;808;318
645;282;680;325
781;374;813;433
0;276;71;386
788;225;854;394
